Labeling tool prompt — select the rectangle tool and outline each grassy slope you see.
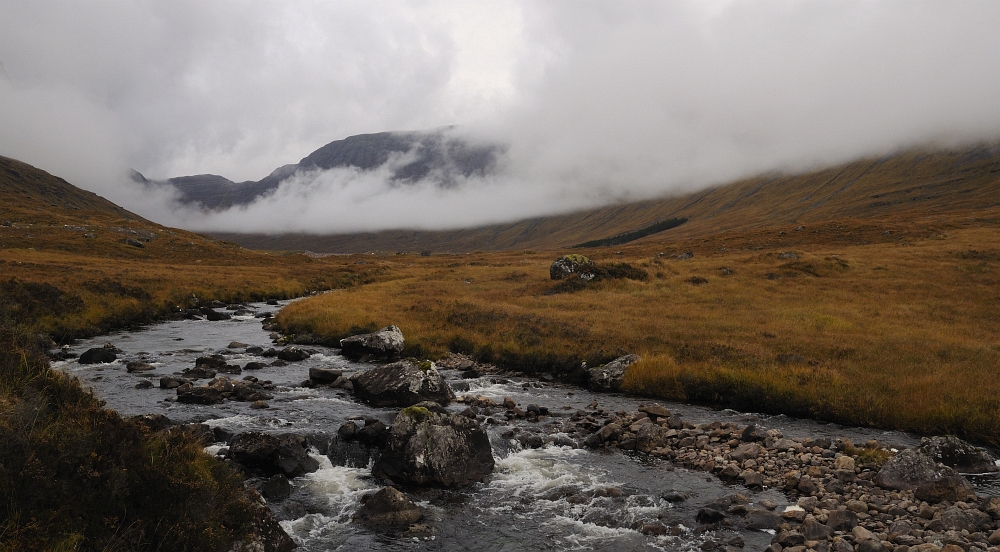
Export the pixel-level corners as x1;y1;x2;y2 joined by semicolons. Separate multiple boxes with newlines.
0;156;378;551
276;151;1000;446
215;144;1000;253
0;155;379;340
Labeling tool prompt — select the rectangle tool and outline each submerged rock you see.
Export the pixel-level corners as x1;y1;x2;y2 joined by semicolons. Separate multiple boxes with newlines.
340;325;405;361
587;354;639;392
125;361;155;372
350;360;454;407
372;406;494;488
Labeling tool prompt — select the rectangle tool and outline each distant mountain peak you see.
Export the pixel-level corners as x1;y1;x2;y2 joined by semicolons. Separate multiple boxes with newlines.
146;128;502;210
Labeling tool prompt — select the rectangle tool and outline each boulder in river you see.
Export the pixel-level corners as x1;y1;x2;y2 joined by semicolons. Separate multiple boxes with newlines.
372;406;494;488
874;448;963;491
587;354;639;392
201;308;231;321
920;435;998;474
309;367;343;384
195;355;227;369
276;347;310;362
176;383;224;405
79;347;118;364
159;376;189;389
350;360;455;407
227;431;319;478
340;325;404;361
353;486;423;531
182;366;217;380
125;361;155;372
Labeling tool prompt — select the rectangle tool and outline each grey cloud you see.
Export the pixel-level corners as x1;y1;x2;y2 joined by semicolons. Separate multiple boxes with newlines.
2;1;999;234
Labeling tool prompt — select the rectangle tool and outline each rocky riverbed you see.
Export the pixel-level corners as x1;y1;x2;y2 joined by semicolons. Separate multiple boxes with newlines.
53;301;1000;552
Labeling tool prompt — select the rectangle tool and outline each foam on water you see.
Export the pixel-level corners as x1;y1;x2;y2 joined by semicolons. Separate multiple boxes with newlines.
280;455;379;546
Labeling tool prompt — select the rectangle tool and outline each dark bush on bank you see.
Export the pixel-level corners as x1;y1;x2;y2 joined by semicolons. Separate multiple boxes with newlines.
0;326;262;552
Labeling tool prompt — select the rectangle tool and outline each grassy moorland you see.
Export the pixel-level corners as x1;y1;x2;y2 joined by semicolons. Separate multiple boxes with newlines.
277;208;1000;446
0;156;378;551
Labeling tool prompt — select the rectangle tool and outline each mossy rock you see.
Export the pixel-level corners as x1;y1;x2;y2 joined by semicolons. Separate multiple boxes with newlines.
550;255;593;280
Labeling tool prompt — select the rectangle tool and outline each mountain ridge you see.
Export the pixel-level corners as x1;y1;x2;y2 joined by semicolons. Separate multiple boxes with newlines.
211;143;1000;253
135;128;500;210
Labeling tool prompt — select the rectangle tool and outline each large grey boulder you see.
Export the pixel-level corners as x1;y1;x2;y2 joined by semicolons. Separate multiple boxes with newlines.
340;325;405;361
874;449;966;491
227;432;319;478
372;407;495;488
350;360;455;407
920;435;998;474
587;354;639;392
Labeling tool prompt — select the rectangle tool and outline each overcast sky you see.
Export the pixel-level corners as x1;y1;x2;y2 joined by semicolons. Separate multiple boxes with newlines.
2;1;999;233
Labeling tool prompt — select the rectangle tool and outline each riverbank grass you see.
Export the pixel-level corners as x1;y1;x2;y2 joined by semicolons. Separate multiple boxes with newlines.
277;213;1000;445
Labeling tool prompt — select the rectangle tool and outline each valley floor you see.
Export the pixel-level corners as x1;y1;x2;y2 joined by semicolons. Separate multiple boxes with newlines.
275;207;1000;447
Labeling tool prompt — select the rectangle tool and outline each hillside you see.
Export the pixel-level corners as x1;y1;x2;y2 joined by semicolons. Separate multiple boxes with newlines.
0;155;377;339
0;156;391;550
213;144;1000;253
137;128;500;210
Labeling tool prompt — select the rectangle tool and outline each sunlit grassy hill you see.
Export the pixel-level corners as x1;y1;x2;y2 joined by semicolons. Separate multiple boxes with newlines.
215;143;1000;253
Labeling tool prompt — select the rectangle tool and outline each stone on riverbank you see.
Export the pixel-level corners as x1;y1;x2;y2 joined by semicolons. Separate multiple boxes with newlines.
920;435;999;474
587;354;639;392
372;406;494;488
874;449;961;491
340;325;404;361
351;360;454;407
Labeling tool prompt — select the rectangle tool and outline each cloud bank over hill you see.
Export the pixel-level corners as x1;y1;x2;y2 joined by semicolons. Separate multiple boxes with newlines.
2;1;1000;233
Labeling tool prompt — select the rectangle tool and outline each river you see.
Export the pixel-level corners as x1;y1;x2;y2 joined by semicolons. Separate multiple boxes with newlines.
54;300;966;551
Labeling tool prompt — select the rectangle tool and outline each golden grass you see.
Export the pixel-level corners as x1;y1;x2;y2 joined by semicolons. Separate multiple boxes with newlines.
277;209;1000;445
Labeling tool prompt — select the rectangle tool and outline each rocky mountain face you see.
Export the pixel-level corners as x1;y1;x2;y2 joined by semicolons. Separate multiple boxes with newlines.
134;129;500;210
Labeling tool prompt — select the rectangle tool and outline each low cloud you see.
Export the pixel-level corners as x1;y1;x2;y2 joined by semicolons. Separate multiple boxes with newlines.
3;2;1000;234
